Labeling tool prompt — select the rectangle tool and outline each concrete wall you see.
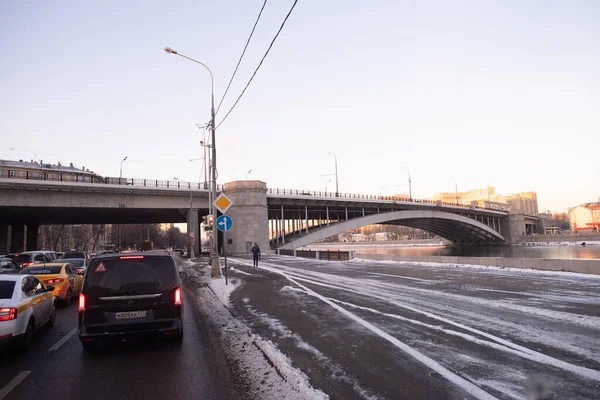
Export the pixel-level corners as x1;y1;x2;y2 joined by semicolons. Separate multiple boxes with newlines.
500;214;527;244
223;181;269;255
355;253;600;275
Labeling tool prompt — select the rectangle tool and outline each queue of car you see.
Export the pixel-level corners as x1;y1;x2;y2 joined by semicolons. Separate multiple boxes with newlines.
1;248;185;353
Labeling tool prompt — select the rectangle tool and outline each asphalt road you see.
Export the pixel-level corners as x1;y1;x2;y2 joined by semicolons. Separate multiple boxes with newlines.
227;255;600;400
0;262;234;400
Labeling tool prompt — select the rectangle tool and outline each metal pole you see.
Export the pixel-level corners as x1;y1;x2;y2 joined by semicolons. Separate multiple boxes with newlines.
455;180;459;205
333;154;339;197
408;169;412;201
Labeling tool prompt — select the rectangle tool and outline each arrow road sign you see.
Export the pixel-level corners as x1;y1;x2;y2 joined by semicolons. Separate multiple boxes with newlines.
216;215;233;232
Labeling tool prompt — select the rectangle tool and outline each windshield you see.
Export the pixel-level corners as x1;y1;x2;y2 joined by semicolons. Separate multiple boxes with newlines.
20;266;63;275
61;259;85;267
64;252;86;259
85;257;176;297
7;254;31;263
0;281;15;299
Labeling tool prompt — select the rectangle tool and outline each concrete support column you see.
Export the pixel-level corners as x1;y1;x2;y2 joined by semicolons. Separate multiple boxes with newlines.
345;207;348;220
362;207;365;217
305;206;309;233
10;224;25;253
0;225;10;254
281;205;285;244
326;206;330;226
222;181;269;255
186;209;199;257
26;224;39;251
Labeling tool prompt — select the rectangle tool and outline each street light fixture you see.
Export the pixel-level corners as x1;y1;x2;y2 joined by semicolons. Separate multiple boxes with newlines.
246;170;252;180
398;167;412;201
174;177;195;258
165;46;219;276
119;156;128;179
328;152;339;197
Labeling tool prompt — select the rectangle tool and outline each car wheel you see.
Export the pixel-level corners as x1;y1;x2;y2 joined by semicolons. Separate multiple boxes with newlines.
81;342;97;352
173;330;184;343
19;319;34;352
48;306;56;327
64;289;72;306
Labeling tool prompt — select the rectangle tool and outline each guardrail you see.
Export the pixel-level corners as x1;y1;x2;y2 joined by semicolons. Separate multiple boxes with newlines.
277;248;354;261
0;174;223;191
266;187;494;210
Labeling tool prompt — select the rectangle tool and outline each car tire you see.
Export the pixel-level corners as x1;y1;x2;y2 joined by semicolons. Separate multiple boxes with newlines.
173;330;184;344
64;289;72;306
48;306;57;327
81;342;97;352
19;319;34;352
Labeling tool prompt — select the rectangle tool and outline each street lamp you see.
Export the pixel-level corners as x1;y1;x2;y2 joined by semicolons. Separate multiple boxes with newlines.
328;152;339;197
380;186;386;197
246;169;252;180
174;177;195;258
399;167;412;201
119;156;128;179
325;178;332;194
165;46;219;276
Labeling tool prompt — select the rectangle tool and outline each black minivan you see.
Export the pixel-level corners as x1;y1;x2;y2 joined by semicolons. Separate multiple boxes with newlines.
78;253;187;351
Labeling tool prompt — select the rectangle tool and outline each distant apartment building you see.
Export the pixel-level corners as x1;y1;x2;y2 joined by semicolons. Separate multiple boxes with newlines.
569;201;600;232
431;186;538;215
506;192;539;216
0;159;103;182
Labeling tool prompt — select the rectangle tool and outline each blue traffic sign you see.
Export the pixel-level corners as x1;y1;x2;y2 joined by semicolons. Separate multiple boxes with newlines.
216;215;233;232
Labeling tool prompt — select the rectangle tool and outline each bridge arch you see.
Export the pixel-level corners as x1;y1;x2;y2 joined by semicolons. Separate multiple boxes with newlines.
278;210;505;249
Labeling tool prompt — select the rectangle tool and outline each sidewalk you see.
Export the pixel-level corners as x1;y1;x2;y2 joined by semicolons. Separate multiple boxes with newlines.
179;256;328;400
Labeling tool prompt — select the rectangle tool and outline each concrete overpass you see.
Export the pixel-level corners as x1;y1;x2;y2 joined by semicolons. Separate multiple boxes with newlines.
0;177;529;255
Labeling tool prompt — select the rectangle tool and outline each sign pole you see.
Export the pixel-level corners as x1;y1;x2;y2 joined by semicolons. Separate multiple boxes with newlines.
223;231;228;285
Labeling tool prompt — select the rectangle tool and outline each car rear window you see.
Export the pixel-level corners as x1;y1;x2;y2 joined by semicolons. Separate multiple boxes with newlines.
0;281;15;299
20;266;63;275
61;259;84;267
64;252;86;259
7;254;31;263
84;257;176;297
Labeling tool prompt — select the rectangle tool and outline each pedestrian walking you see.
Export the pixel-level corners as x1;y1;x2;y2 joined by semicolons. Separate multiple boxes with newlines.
251;243;261;267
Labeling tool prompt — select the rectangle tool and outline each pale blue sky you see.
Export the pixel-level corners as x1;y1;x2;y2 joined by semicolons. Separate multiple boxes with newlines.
1;0;598;211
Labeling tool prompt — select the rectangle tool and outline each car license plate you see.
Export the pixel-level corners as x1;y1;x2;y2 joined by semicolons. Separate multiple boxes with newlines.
115;311;147;320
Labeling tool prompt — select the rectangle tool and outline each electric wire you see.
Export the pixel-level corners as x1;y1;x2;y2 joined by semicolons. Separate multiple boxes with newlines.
216;0;299;129
215;0;268;116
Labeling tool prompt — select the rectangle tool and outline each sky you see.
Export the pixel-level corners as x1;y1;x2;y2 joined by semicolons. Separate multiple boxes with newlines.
1;0;598;212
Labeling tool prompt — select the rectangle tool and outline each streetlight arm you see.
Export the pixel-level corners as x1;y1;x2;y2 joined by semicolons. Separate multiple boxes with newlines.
166;49;214;99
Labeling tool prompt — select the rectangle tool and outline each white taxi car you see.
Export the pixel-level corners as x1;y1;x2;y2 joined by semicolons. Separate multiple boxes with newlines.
0;275;56;351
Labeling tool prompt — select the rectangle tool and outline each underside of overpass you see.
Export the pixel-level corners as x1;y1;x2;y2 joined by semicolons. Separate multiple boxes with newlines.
276;210;506;250
0;206;209;225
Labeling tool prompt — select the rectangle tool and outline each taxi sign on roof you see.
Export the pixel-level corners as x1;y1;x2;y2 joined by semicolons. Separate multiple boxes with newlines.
213;193;233;213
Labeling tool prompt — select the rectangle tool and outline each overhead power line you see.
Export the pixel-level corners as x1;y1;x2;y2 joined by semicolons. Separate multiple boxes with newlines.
216;0;299;129
215;0;268;116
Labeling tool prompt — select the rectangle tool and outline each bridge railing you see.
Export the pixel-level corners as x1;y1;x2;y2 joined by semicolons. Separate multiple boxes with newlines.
1;173;223;191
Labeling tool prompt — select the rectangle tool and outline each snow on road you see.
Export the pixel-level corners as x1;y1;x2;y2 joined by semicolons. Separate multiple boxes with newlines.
229;255;600;399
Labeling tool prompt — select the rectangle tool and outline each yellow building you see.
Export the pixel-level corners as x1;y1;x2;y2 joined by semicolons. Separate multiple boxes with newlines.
506;192;539;216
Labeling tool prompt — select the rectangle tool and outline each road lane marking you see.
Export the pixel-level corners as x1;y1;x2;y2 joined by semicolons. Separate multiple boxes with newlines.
231;258;499;400
0;371;31;400
48;327;77;351
275;266;600;382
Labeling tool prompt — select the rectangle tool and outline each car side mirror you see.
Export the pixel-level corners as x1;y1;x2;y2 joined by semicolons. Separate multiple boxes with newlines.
46;285;55;291
179;271;188;279
77;270;85;275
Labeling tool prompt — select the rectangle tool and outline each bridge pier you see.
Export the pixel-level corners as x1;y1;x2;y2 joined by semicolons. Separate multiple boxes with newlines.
186;210;199;257
10;224;25;253
223;181;269;255
0;225;10;254
26;224;39;251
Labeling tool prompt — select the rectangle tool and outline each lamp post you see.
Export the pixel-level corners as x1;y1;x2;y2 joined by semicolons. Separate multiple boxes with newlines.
119;156;128;179
165;47;219;276
328;152;339;197
399;167;412;201
246;170;252;180
380;186;386;197
174;177;195;258
325;179;332;194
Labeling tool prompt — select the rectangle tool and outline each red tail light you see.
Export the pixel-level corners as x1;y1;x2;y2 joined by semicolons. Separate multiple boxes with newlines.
120;255;144;260
174;287;182;306
22;262;33;267
44;278;64;285
0;308;17;321
78;293;86;311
